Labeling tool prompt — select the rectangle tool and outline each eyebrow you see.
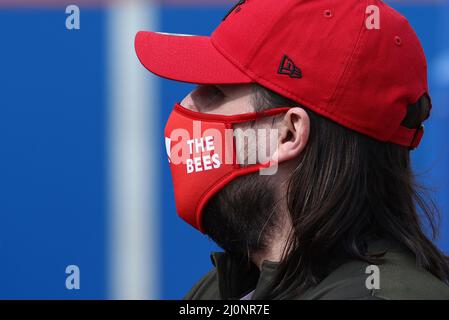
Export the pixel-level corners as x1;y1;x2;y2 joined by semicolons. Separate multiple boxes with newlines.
215;84;230;93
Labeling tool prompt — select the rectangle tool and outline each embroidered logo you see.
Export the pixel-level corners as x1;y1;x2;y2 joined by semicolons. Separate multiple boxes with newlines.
278;55;302;79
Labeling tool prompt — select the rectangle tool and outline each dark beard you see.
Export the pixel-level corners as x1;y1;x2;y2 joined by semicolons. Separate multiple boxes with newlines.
201;172;278;259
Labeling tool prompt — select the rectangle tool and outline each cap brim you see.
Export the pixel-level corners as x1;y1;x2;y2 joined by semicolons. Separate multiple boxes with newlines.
135;31;253;84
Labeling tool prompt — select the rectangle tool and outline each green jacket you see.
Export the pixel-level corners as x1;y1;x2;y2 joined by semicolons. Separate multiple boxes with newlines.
184;239;449;300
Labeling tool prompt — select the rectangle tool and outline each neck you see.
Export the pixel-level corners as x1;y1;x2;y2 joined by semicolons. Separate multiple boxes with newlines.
251;240;286;270
250;213;291;270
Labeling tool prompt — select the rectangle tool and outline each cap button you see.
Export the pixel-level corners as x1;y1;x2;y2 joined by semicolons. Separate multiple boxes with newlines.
323;9;333;18
394;36;402;46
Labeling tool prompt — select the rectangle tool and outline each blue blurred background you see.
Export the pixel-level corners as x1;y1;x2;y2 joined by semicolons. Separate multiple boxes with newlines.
0;0;447;299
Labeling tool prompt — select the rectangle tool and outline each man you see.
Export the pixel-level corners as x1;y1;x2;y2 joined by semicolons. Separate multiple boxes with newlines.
135;0;449;299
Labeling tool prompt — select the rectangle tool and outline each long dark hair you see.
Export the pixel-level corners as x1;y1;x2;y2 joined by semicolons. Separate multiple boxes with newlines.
251;84;449;299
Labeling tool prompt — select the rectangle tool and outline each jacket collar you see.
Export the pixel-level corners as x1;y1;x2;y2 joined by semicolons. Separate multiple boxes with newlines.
209;239;396;300
210;252;279;300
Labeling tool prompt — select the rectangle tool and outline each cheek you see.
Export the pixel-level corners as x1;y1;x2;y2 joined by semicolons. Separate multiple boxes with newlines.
233;123;250;166
255;125;279;164
233;121;279;166
233;123;257;166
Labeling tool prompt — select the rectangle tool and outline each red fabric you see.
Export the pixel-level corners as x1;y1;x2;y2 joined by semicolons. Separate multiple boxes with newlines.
135;0;431;149
165;103;286;232
135;32;251;84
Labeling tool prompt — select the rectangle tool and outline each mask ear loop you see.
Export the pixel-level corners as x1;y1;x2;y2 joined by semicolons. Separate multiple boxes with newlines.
174;102;292;123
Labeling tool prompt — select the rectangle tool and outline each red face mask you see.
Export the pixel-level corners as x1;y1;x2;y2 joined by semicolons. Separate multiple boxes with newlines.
164;103;289;232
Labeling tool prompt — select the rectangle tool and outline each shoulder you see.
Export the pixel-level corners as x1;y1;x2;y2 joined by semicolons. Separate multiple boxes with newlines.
183;267;221;300
301;243;449;300
374;245;449;300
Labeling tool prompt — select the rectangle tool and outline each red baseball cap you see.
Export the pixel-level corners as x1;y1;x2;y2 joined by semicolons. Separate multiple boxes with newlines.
135;0;431;149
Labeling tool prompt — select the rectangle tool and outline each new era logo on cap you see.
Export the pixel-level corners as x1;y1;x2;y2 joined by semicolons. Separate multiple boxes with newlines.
277;55;302;79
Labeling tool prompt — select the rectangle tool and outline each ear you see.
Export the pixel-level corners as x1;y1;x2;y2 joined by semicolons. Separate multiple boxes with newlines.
273;107;310;163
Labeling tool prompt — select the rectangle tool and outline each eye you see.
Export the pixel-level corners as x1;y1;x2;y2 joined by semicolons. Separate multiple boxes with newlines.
193;85;224;98
211;85;225;97
190;85;226;112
